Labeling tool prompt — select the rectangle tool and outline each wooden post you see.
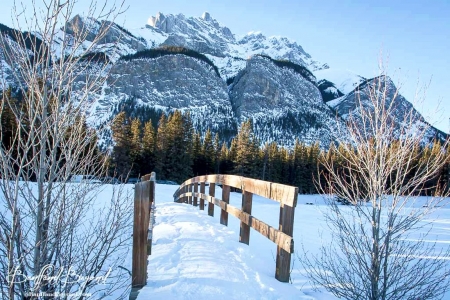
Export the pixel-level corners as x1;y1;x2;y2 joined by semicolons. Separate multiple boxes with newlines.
208;182;215;216
131;178;151;287
220;185;230;226
239;191;252;245
200;182;205;210
188;183;192;205
193;182;198;206
147;172;156;255
275;201;296;282
183;185;188;203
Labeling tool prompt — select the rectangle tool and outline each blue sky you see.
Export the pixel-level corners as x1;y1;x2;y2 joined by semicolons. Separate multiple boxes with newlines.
2;0;449;131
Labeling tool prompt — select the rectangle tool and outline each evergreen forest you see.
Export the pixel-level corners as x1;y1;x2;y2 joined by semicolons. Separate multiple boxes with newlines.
109;109;450;196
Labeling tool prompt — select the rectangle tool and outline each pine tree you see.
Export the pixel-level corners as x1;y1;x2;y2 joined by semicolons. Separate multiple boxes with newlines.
218;142;233;174
202;129;215;174
307;142;320;193
181;111;194;178
279;147;290;184
261;143;269;180
292;139;307;193
110;111;131;179
129;118;142;176
229;138;238;168
233;120;258;177
155;113;168;178
192;132;204;176
162;110;193;183
141;120;156;175
214;133;220;173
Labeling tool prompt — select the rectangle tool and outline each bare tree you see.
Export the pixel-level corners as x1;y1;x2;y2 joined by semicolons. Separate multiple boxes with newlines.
301;74;450;300
0;0;133;299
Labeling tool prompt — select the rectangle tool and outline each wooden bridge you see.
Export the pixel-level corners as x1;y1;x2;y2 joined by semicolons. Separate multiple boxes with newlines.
130;173;298;298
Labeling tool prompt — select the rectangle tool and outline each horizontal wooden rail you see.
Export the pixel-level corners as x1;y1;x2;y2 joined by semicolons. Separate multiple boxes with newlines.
179;192;293;253
174;174;297;207
173;174;297;282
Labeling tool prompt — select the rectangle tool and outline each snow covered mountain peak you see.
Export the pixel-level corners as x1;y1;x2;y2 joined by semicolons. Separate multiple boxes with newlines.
1;11;446;148
201;11;212;21
146;12;235;42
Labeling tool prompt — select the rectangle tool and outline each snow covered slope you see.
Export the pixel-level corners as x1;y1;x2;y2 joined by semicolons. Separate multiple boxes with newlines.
101;53;236;137
315;68;366;95
134;12;327;80
229;55;346;147
328;75;447;143
1;12;446;147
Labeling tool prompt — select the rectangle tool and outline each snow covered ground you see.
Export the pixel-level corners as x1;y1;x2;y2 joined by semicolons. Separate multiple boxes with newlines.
134;184;450;300
3;182;449;299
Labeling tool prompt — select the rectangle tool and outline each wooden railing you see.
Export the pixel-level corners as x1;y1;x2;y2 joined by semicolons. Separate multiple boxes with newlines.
173;174;298;282
130;172;156;299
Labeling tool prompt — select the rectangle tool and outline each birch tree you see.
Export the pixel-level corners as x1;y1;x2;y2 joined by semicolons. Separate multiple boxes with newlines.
302;74;450;300
0;0;132;299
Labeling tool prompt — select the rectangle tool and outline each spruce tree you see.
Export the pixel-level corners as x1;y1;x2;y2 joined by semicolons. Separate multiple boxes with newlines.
155;113;168;178
129;118;142;177
202;129;215;174
233;120;258;177
162;110;193;183
181;111;194;178
219;142;233;174
110;111;131;179
192;132;204;176
214;133;220;173
141;120;156;176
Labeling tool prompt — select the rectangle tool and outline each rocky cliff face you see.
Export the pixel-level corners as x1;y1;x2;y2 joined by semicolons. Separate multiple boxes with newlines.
147;12;234;57
0;12;446;148
59;15;147;61
229;55;345;147
328;76;447;143
98;54;236;137
138;12;327;80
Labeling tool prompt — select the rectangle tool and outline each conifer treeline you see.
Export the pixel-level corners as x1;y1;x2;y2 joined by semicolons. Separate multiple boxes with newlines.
110;110;322;191
111;109;450;196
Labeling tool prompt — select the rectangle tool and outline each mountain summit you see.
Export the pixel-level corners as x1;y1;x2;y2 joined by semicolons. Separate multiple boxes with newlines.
0;12;445;147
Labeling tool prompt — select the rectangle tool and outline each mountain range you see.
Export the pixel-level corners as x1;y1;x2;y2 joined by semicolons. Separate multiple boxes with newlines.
0;12;446;148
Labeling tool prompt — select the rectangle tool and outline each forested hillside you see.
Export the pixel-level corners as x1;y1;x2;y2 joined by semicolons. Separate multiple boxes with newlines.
109;109;450;196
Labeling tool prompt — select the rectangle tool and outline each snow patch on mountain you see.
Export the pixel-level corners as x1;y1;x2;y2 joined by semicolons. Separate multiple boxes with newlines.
314;68;365;94
135;12;327;80
1;11;446;148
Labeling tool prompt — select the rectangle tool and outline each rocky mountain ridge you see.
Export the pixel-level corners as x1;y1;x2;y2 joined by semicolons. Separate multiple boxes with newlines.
0;12;446;148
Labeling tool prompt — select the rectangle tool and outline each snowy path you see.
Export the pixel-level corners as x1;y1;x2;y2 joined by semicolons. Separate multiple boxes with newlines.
139;202;306;299
136;185;336;300
135;184;450;300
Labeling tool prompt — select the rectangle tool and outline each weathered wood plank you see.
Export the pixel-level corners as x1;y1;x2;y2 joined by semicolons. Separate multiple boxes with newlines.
220;185;230;226
147;173;156;255
141;173;152;181
208;183;215;216
183;185;188;203
176;175;297;207
199;182;205;210
239;191;252;245
193;182;198;207
275;190;297;282
132;181;150;287
188;184;192;205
